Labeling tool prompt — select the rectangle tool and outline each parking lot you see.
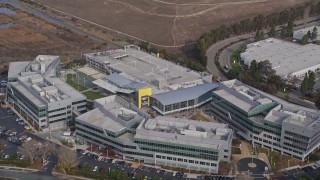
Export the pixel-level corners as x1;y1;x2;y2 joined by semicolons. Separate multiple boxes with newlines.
281;163;320;180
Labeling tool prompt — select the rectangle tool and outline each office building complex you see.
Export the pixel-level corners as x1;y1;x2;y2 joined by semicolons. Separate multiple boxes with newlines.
210;79;320;160
150;83;218;115
240;38;320;79
75;95;232;173
7;55;87;131
83;45;212;91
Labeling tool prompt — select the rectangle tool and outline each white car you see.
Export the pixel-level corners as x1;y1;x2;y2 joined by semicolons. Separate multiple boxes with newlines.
92;166;100;172
172;171;177;176
112;159;117;164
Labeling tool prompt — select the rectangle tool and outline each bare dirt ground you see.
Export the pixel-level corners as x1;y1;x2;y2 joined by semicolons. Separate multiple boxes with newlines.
0;4;108;70
34;0;309;47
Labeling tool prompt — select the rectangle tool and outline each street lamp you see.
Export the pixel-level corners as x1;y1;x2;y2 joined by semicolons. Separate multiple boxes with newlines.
287;159;291;168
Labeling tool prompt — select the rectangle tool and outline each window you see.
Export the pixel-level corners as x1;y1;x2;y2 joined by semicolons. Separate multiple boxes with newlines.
224;155;228;159
156;155;161;158
178;158;183;162
173;158;176;161
189;160;194;163
167;157;172;160
184;159;188;162
224;149;228;152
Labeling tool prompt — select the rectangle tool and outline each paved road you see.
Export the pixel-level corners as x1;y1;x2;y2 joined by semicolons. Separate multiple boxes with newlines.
0;169;59;180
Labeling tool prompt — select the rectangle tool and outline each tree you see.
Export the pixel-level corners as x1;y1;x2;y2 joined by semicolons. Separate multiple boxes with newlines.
301;35;309;45
312;26;318;40
19;139;40;164
286;19;294;37
39;142;56;165
280;27;287;38
255;30;264;41
57;146;79;174
307;71;316;94
307;30;312;38
300;75;308;96
315;91;320;110
268;25;276;37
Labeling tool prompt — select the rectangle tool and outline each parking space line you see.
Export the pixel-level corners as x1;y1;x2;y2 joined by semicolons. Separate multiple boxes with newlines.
0;115;11;120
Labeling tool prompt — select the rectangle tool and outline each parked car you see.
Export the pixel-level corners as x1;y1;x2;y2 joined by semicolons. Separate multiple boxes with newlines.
92;166;100;172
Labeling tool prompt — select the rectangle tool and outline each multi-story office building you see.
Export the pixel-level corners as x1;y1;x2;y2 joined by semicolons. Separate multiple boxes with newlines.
83;45;212;91
7;55;87;131
210;79;320;160
150;83;218;115
75;95;232;173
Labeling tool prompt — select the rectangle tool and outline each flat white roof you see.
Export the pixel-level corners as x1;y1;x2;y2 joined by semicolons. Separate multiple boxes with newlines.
241;38;320;78
84;46;211;90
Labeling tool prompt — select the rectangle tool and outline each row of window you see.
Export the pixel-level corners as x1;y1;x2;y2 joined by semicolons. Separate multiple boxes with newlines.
49;117;66;124
283;142;307;151
140;147;218;161
72;100;86;105
48;107;66;113
135;140;218;155
284;131;309;141
76;126;136;149
49;112;66;118
155;155;217;167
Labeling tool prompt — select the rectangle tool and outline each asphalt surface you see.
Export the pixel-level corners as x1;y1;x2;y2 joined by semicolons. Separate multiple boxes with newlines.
237;158;268;180
280;164;320;180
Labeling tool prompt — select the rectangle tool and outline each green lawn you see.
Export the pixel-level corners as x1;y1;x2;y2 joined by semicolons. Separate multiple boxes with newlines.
66;74;87;91
230;49;243;73
83;91;104;100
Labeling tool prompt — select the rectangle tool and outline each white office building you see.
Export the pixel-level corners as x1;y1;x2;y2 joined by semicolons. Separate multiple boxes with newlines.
7;55;87;131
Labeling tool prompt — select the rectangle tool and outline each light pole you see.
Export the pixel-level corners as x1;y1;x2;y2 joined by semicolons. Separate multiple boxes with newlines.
287;159;291;168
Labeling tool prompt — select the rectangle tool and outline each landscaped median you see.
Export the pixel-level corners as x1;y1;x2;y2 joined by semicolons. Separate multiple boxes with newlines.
227;49;243;78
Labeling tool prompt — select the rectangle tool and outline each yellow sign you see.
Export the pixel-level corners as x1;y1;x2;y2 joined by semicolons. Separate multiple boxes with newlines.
137;87;152;108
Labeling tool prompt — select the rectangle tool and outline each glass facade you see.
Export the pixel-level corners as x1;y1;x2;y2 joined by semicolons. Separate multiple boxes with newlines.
150;91;212;114
134;139;219;161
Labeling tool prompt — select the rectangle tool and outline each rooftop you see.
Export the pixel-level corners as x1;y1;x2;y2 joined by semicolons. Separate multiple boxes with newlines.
93;73;149;94
214;80;275;112
84;45;212;90
77;96;145;133
8;55;86;108
135;116;232;148
217;80;320;130
240;38;320;78
151;83;218;105
293;26;320;41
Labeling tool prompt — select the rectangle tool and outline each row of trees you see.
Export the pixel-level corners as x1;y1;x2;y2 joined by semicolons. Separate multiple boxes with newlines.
300;71;316;96
195;6;306;68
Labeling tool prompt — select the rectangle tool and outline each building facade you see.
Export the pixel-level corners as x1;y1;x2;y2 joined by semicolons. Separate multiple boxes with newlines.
210;79;320;160
150;83;218;115
7;55;87;131
75;95;232;173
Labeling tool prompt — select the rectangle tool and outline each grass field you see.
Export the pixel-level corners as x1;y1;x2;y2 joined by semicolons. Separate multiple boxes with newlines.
83;91;104;100
33;0;309;46
230;49;243;74
66;74;87;91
